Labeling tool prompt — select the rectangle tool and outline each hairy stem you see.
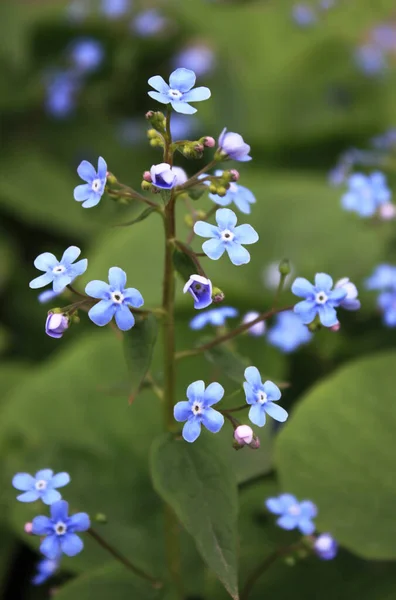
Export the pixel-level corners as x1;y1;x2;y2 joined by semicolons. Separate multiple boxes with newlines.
88;528;162;587
176;305;294;360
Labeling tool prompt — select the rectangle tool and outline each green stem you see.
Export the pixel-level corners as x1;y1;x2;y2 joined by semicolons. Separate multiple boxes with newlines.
174;240;207;277
186;203;217;245
176;159;218;194
88;528;162;588
221;404;248;414
176;304;294;360
272;274;287;310
107;187;159;208
67;284;88;299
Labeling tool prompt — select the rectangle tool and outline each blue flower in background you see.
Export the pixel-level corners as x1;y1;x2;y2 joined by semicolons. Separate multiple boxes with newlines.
150;163;177;189
244;366;288;427
242;312;266;336
68;38;104;74
29;246;88;293
372;128;396;150
44;70;80;119
341;172;391;217
12;470;70;505
377;291;396;327
148;68;211;115
184;275;212;310
190;306;238;330
292;273;347;327
101;0;130;19
355;45;387;76
174;380;225;443
371;24;396;52
209;171;256;214
173;45;215;77
267;311;313;353
292;4;317;27
194;208;259;266
218;128;252;162
132;9;167;37
32;558;60;586
314;533;338;560
74;157;107;208
32;500;90;559
266;494;317;534
86;267;144;331
335;278;361;311
38;290;61;304
365;264;396;290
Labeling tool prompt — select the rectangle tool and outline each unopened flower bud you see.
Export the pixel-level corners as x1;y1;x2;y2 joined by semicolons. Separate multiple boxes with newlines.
234;425;253;445
204;136;215;147
94;513;108;524
249;435;260;450
229;169;240;182
141;180;152;192
147;128;158;139
330;322;340;332
379;202;396;220
278;259;291;277
145;111;155;120
212;287;225;303
106;171;118;185
24;522;33;534
143;171;152;182
313;533;338;560
184;214;194;227
216;186;228;197
209;184;218;194
45;313;69;339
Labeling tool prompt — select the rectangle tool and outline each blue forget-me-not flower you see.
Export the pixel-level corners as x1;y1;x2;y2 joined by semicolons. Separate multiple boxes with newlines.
243;366;288;427
85;267;144;331
184;275;212;310
32;558;60;586
209;170;256;214
194;208;259;266
292;4;317;27
190;306;238;330
148;68;211;115
101;0;130;18
267;311;313;353
174;380;225;443
74;157;107;208
355;45;387;77
44;70;80;119
265;493;317;535
132;9;167;37
150;163;177;189
314;533;338;560
29;246;88;293
218;128;252;162
12;469;70;505
68;38;104;74
32;500;90;559
341;172;391;217
173;45;215;77
292;273;347;327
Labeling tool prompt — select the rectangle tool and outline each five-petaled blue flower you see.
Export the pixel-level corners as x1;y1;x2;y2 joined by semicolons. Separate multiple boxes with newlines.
265;493;317;535
32;558;60;586
32;500;90;559
314;533;338;560
148;68;211;115
190;306;238;330
194;208;259;266
85;267;144;331
341;172;391;217
12;469;70;505
365;264;396;290
292;273;347;327
174;380;225;443
74;157;107;208
243;366;288;427
184;275;212;310
29;246;88;293
267;311;313;353
218;128;251;162
209;170;256;214
150;163;177;190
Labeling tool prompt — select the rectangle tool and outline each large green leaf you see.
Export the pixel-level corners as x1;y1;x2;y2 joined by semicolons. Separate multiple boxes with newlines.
275;351;396;560
123;313;159;404
150;433;239;600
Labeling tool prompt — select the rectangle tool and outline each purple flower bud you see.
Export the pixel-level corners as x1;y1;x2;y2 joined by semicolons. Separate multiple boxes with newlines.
218;128;252;162
24;522;33;534
45;313;69;339
229;169;240;181
143;171;152;182
150;163;177;190
314;533;338;560
243;311;266;336
234;425;253;445
204;136;215;148
184;275;213;310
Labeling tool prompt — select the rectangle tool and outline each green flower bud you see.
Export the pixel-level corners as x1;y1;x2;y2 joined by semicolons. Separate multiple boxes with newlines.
145;111;166;133
212;287;225;303
94;513;108;524
278;259;291;276
141;180;153;192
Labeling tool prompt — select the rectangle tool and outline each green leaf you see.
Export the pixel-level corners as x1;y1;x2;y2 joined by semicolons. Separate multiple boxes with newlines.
150;433;239;600
116;206;158;228
172;247;198;282
275;351;396;560
203;339;249;384
123;313;158;404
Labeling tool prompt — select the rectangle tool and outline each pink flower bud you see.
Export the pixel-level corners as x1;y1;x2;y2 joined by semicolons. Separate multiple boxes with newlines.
229;169;240;182
24;522;33;534
379;203;396;220
145;111;154;120
330;322;341;332
234;425;253;445
143;171;152;182
204;136;215;148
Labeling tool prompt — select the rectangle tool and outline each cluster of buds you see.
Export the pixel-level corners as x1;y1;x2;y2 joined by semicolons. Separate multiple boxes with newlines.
207;169;239;197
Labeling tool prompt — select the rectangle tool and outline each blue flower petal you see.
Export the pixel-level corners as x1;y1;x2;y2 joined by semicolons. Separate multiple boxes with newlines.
61;246;81;265
183;87;211;102
34;252;58;271
77;160;96;182
74;183;92;201
171;101;197;115
243;382;256;405
124;288;144;307
48;472;70;488
97;156;107;179
50;500;69;522
216;208;237;230
233;186;256;214
13;473;35;491
194;221;219;238
294;300;317;324
53;274;72;293
328;288;347;305
226;242;250;266
32;516;53;535
88;300;117;326
148;91;170;104
40;535;61;560
202;238;226;260
182;418;201;443
34;468;53;480
202;407;224;433
85;280;110;299
314;272;333;292
29;273;54;289
265;497;284;514
69;260;87;280
82;194;102;208
277;515;298;530
318;304;338;327
186;380;205;402
203;382;224;406
60;533;84;556
249;403;266;427
278;494;298;509
209;192;231;207
262;381;281;401
174;401;192;422
298;518;315;535
265;401;288;422
108;267;127;290
115;305;135;331
291;277;315;298
169;68;196;92
42;489;62;505
148;75;169;94
17;490;41;503
244;366;262;388
69;512;90;532
233;224;259;244
300;500;317;518
341;192;358;211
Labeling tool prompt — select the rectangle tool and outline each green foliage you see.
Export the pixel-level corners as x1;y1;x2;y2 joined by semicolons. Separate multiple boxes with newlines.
172;246;198;282
203;339;249;384
123;313;159;404
116;206;159;228
150;433;239;599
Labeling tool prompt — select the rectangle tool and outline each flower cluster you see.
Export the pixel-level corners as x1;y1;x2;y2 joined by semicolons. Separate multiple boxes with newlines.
341;172;392;218
365;264;396;326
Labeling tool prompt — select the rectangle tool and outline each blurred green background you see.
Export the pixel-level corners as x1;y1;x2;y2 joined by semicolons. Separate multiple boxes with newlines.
2;0;396;598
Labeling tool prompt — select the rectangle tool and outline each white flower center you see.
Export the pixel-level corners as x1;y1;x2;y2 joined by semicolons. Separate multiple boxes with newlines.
111;291;124;304
192;402;203;415
288;504;301;516
221;229;235;242
168;89;182;99
257;391;268;404
35;479;47;491
91;178;102;192
54;521;67;536
52;265;66;274
315;291;328;304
